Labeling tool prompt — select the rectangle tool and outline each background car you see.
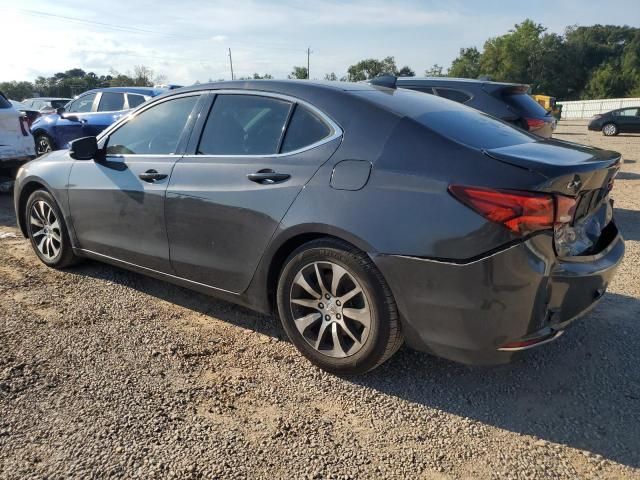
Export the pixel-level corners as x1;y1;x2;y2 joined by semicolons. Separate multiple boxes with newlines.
22;97;72;115
9;100;41;127
30;86;165;155
0;91;35;178
14;80;623;374
395;76;556;138
588;107;640;136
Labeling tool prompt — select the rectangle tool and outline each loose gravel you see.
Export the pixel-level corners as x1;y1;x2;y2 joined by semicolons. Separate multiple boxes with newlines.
1;121;639;479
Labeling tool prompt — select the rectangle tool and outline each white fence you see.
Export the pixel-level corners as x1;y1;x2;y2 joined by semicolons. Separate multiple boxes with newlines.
557;98;640;119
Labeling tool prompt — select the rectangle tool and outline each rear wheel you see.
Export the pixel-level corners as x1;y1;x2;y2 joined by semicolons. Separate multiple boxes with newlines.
602;123;618;136
26;190;79;268
35;133;54;156
276;238;402;375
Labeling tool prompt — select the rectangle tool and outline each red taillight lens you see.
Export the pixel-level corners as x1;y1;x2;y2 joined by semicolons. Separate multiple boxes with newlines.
524;117;546;130
19;115;30;136
449;185;577;236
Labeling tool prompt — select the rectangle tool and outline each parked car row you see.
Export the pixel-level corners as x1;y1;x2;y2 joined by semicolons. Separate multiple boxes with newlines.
14;77;624;374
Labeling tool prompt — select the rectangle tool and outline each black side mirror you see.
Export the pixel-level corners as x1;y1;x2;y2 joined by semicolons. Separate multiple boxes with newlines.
56;107;65;115
69;136;98;160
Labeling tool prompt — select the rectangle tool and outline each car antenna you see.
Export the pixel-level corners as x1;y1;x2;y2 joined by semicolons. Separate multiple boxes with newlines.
368;73;397;89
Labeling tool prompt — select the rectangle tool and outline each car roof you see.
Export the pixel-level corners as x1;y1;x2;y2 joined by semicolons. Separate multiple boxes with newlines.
397;77;526;89
173;79;382;95
83;86;166;96
23;97;72;101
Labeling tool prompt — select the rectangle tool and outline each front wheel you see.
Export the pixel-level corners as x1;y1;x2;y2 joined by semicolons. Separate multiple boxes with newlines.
35;133;54;156
276;238;403;375
602;123;618;136
25;190;79;268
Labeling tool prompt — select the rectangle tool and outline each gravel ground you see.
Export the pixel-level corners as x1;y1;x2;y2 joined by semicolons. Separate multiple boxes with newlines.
1;121;639;479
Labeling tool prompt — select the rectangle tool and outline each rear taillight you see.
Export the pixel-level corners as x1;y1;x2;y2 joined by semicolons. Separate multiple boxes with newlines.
524;117;546;131
448;185;577;236
18;115;30;136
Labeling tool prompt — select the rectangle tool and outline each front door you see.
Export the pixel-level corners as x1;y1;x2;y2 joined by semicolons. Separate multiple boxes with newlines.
68;94;202;272
166;92;342;292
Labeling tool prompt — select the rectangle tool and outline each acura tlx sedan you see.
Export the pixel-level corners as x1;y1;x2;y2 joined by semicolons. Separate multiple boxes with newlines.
13;80;624;374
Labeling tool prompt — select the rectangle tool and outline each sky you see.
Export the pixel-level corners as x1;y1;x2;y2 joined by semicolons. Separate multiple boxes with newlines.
2;0;640;85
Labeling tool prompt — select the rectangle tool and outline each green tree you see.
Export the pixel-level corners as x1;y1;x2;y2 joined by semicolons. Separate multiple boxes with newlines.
252;73;273;79
448;47;481;78
324;72;338;81
347;56;399;81
424;64;444;77
288;66;308;79
0;81;34;100
398;66;415;77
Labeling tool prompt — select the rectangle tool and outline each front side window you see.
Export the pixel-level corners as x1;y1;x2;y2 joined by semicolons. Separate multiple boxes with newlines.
435;88;472;104
198;94;291;155
281;105;331;153
67;93;96;113
105;95;199;155
98;92;125;112
127;94;146;109
617;108;639;117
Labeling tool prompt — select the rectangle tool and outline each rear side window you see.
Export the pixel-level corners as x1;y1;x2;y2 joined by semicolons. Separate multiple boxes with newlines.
281;106;331;153
106;95;199;155
98;92;125;112
50;99;68;109
503;93;548;117
198;95;291;155
127;94;146;108
435;88;471;104
0;93;10;109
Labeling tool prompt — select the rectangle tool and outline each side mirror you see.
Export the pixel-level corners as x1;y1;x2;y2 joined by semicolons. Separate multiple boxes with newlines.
56;107;65;115
69;136;98;160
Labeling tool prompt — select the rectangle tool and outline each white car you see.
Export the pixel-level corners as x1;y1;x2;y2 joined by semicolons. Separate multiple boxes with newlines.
1;91;36;172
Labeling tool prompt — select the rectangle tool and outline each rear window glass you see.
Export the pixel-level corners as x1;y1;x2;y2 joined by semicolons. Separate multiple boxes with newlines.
503;93;548;117
355;89;535;149
98;92;125;112
281;106;331;153
50;100;68;109
435;88;472;103
0;92;10;109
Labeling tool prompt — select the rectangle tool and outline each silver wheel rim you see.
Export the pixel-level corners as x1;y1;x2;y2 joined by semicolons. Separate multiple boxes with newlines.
36;137;52;155
603;124;616;136
289;261;371;358
29;200;62;260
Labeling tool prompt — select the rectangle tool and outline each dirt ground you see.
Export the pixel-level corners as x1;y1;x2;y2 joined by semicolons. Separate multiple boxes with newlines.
0;121;639;479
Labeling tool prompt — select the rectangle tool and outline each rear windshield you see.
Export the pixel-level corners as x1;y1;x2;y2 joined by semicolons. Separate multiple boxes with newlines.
0;92;11;109
355;88;535;150
50;99;69;109
503;93;549;117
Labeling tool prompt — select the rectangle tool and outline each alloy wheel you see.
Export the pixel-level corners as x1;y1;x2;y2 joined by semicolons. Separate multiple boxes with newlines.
29;200;62;260
603;124;617;136
36;136;52;155
289;261;371;358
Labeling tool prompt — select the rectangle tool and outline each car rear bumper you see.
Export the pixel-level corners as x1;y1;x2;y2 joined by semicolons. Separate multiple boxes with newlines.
372;225;624;365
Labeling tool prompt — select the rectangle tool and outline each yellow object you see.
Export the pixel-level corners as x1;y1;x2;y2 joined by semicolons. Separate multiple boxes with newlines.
532;94;562;120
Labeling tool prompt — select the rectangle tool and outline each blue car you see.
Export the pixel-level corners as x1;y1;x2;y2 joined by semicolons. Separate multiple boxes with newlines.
30;87;165;155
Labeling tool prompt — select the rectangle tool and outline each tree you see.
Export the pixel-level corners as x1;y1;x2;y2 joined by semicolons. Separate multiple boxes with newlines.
347;56;399;81
132;65;154;86
448;47;481;78
0;81;34;100
253;73;273;79
324;72;338;81
424;64;444;77
398;66;415;77
288;66;308;79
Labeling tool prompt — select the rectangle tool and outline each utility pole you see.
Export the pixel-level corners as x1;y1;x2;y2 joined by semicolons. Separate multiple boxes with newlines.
307;47;312;79
228;48;234;81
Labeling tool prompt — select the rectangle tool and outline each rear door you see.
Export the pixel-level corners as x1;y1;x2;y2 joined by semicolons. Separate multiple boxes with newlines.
166;91;342;292
68;93;203;272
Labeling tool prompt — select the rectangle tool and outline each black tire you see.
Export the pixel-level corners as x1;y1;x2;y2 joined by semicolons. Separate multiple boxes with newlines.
25;189;79;268
276;238;403;375
602;123;618;136
35;133;55;156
